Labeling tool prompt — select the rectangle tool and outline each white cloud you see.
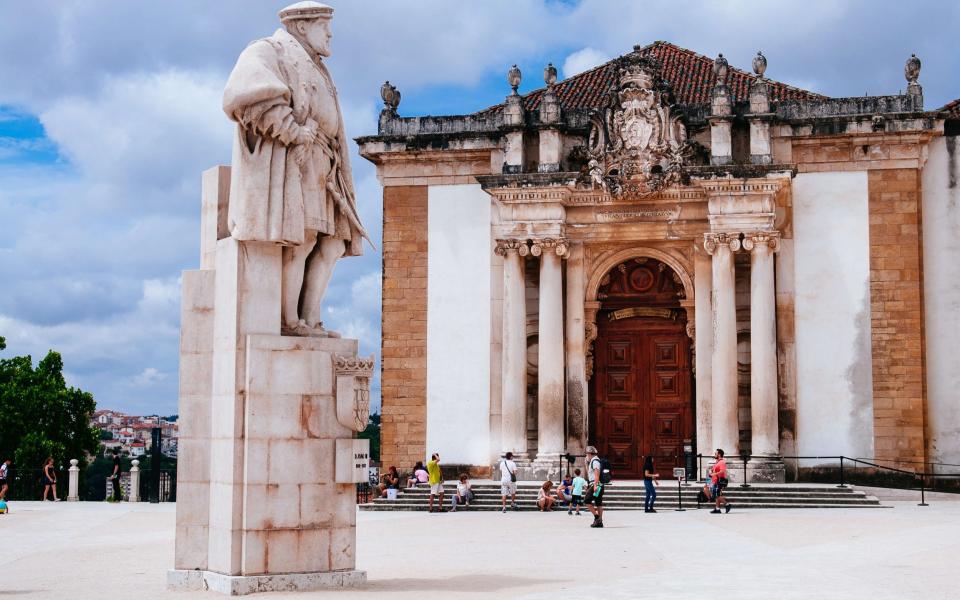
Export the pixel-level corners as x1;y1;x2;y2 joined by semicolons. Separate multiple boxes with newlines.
129;367;167;388
562;47;611;78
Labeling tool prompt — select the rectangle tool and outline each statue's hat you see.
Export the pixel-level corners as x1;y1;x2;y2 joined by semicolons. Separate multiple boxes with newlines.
279;1;333;23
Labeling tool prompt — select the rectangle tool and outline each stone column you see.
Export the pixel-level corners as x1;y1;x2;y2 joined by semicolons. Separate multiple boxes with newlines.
744;232;781;457
705;233;740;457
532;238;568;470
67;459;80;502
564;243;587;455
693;248;714;466
129;460;141;503
496;240;529;457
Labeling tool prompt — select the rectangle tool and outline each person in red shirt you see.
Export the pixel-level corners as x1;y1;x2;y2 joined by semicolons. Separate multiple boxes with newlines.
709;448;732;514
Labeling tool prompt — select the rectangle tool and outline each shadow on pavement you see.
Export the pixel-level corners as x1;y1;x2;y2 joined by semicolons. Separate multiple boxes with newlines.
359;574;560;593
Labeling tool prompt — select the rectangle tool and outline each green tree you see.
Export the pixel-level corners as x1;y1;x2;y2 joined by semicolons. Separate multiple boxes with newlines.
0;338;99;487
358;412;381;462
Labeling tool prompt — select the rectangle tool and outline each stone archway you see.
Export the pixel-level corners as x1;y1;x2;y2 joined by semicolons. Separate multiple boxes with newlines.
584;247;695;379
586;253;695;478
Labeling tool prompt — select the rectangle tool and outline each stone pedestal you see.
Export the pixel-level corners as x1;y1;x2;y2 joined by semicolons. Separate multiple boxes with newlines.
128;460;140;502
67;459;80;502
170;326;369;593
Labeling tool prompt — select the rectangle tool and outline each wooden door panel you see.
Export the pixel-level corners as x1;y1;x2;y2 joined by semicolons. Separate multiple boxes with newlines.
592;318;693;479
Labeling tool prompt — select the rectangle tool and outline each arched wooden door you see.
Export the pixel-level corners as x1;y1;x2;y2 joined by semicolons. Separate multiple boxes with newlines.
589;258;693;479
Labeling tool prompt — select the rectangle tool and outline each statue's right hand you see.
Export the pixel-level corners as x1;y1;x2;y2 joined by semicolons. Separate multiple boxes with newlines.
295;119;318;145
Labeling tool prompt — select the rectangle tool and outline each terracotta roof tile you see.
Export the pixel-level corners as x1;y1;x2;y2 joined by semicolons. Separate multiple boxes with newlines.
940;98;960;118
490;41;826;114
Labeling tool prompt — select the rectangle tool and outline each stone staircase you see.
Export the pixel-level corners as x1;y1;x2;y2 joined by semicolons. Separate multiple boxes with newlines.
360;481;883;511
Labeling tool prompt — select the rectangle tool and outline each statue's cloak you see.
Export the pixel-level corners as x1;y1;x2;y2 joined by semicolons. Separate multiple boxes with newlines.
222;28;362;255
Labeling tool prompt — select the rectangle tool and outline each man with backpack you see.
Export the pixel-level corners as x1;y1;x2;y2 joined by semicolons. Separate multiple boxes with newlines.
584;446;610;528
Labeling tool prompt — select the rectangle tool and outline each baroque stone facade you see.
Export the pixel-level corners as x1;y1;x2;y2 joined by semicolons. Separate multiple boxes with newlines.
359;41;960;480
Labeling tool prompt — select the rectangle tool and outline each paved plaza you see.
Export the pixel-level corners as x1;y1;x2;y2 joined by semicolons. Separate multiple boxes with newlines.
1;492;957;599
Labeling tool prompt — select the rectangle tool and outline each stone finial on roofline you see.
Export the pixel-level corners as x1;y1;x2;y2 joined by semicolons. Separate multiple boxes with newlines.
905;53;921;84
544;62;557;88
380;81;400;114
905;53;922;102
712;53;729;85
752;51;767;79
508;64;522;95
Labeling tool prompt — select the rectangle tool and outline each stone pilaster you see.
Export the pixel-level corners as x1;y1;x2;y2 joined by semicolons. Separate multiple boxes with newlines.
743;232;785;482
495;240;529;457
693;246;714;465
704;232;740;457
531;238;568;473
564;243;587;455
743;232;780;455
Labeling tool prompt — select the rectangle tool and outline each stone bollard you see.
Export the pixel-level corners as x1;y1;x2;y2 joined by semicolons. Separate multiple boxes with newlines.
67;459;80;501
129;460;140;503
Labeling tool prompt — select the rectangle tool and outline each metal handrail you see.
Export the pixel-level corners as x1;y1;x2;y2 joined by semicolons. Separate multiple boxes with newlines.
693;453;960;505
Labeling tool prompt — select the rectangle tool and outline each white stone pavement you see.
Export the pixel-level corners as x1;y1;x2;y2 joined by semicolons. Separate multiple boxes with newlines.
0;496;956;599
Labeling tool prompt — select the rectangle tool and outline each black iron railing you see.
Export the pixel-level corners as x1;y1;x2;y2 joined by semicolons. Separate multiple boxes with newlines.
3;467;69;501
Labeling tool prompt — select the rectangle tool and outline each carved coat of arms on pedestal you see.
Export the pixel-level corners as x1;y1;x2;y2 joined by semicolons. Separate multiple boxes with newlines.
582;54;691;198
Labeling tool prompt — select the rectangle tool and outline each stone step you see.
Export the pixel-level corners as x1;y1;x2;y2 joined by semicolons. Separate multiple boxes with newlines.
387;489;866;499
361;484;881;511
365;497;880;507
395;484;858;493
360;502;883;511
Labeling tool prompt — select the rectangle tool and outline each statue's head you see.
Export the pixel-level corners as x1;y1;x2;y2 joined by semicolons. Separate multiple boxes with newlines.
279;1;334;57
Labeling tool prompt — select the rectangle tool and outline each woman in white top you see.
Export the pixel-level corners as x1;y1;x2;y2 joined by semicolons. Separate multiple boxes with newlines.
450;474;474;512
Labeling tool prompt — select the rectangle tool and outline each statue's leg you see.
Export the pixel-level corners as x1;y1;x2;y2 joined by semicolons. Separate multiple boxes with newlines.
281;230;319;331
301;235;346;328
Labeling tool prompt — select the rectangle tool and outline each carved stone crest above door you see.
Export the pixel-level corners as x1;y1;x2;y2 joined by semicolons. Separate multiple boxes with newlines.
583;52;692;199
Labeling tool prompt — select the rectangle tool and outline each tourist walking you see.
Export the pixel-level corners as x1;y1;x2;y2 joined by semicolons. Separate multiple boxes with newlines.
500;451;518;513
426;453;444;512
41;457;60;501
585;446;605;528
537;480;557;511
109;449;122;501
709;448;732;514
643;454;660;513
570;468;586;515
0;459;10;500
449;474;474;512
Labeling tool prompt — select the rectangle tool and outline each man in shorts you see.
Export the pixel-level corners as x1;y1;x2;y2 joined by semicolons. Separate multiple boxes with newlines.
426;453;444;512
584;446;605;528
500;451;518;513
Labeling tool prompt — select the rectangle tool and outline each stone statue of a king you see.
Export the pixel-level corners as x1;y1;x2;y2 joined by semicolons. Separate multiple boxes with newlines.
222;0;370;337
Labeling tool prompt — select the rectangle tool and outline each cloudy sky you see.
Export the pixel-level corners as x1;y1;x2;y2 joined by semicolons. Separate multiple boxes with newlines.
0;0;957;416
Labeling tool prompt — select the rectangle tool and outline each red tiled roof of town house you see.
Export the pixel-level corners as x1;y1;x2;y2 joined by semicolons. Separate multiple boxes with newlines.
940;98;960;118
490;41;826;114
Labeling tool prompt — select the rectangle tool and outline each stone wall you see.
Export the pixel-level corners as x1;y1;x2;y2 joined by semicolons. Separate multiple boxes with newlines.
380;186;428;471
921;136;960;470
867;169;927;468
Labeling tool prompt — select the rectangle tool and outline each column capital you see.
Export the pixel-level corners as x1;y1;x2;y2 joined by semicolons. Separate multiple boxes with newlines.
741;231;781;253
530;237;569;258
703;232;741;255
495;239;530;257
